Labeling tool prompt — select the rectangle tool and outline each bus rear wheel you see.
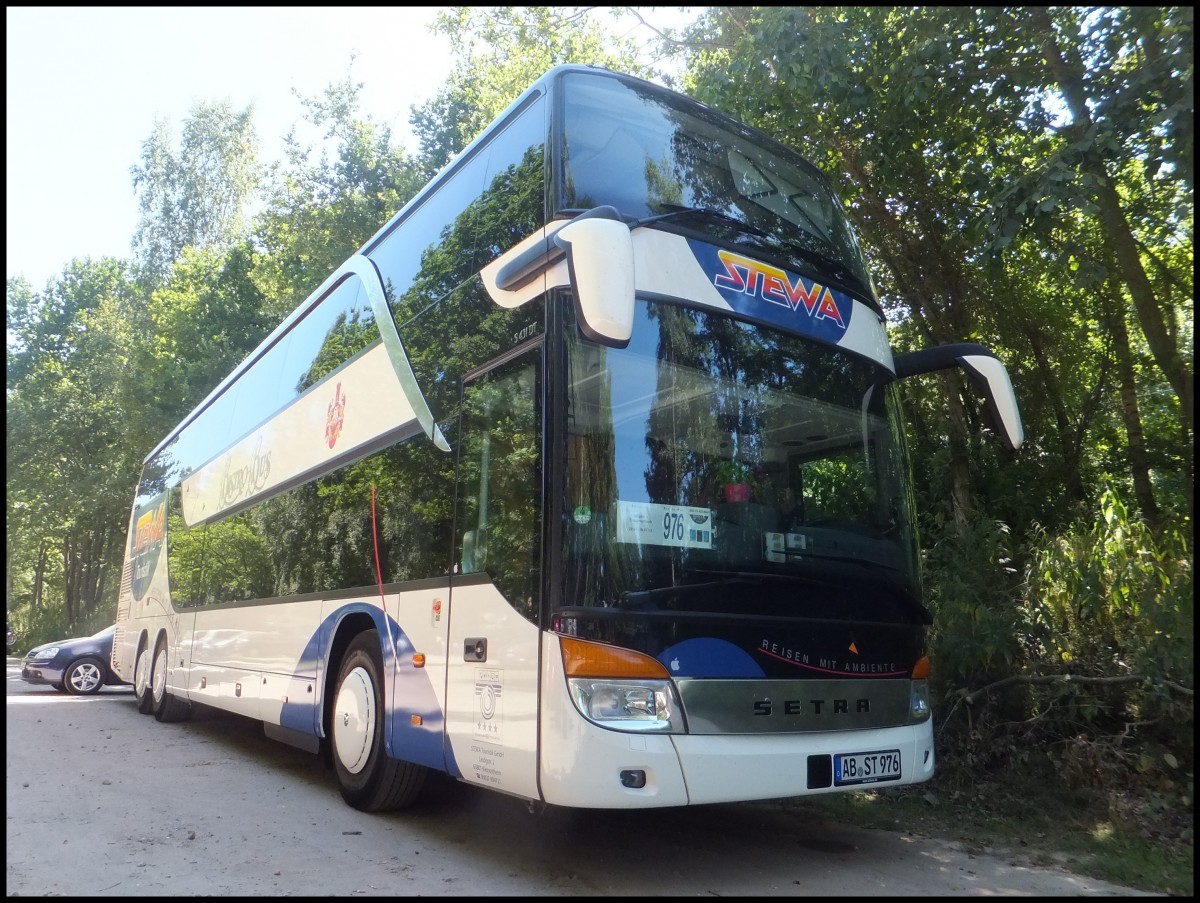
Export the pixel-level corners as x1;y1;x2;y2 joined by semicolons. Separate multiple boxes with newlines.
134;644;154;714
330;629;426;812
151;636;190;723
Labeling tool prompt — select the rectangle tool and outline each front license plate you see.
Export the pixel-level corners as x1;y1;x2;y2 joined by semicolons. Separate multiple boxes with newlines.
834;749;902;786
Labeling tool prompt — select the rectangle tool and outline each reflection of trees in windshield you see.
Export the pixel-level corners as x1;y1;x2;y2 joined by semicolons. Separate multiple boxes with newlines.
800;453;875;525
562;301;916;614
558;73;872;300
295;309;377;393
392;145;546;424
156;139;550;611
457;359;541;617
166;504;275;608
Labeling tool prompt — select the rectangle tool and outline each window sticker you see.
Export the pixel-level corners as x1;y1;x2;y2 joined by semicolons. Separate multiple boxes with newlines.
615;501;713;549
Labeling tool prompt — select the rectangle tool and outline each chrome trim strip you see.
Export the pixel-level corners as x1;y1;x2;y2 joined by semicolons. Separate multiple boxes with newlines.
675;677;912;734
345;255;451;452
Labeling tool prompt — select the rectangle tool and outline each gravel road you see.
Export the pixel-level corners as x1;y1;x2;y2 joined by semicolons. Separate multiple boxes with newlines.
6;656;1153;896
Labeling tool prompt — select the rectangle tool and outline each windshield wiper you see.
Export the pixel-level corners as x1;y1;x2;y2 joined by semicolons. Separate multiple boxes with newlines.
775;553;932;624
632;204;774;239
618;570;839;610
618;576;761;609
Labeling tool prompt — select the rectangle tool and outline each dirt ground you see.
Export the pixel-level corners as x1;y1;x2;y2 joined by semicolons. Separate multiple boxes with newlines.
6;657;1155;896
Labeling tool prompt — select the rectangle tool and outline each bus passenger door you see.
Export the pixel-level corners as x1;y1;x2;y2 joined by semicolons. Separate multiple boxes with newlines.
445;347;543;801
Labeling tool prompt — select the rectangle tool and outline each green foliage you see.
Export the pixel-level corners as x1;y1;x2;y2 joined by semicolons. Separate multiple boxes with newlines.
411;6;649;172
145;243;272;414
925;488;1194;858
131;101;262;285
924;515;1024;693
255;70;425;316
7;259;150;627
1022;488;1193;735
713;458;753;486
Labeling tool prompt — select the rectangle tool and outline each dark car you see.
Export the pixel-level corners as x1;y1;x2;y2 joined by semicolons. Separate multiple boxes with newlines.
21;625;126;695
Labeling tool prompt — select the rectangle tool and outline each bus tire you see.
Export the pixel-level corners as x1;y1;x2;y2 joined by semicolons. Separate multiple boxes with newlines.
134;644;154;714
151;636;191;723
331;629;427;812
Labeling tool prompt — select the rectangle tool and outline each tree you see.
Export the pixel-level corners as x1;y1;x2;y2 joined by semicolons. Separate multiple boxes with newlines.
676;5;1193;530
410;6;648;173
143;243;272;419
7;260;148;626
254;70;426;319
131;101;262;285
1022;7;1192;438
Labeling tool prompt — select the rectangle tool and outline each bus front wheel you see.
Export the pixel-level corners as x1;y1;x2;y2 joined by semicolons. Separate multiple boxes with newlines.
330;630;426;812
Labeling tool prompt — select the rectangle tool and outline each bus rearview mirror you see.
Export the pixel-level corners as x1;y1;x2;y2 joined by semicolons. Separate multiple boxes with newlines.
893;343;1025;451
554;216;635;348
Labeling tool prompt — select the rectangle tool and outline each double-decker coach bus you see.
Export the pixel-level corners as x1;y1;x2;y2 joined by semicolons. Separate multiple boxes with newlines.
113;64;1023;812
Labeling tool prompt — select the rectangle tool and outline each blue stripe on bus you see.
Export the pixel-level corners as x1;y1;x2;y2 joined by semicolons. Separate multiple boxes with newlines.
277;605;454;775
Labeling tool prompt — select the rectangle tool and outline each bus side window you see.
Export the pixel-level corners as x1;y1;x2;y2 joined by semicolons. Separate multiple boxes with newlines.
455;350;543;620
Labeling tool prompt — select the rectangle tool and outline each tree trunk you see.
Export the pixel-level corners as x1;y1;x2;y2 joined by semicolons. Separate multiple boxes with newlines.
1104;287;1162;527
62;538;78;625
1022;323;1087;505
1030;6;1194;438
946;374;975;528
32;545;47;611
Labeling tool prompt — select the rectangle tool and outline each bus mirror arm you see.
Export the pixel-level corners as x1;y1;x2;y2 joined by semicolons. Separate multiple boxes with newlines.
893;342;1025;451
494;234;566;292
495;206;627;292
487;207;635;348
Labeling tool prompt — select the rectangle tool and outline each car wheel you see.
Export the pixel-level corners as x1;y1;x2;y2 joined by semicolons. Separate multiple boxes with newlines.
134;644;154;714
64;657;106;695
151;637;190;723
63;658;106;696
331;629;426;812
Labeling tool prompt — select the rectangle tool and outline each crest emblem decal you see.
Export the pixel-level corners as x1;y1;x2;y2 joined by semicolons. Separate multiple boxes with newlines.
325;382;346;449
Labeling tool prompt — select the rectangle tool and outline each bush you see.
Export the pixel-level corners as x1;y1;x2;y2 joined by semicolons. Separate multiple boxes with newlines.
925;487;1193;847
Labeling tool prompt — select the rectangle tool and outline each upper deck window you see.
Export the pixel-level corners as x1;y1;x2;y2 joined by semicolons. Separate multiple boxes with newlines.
557;71;873;303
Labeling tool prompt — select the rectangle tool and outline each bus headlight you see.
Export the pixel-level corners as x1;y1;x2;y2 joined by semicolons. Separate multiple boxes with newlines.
909;678;931;723
568;678;685;733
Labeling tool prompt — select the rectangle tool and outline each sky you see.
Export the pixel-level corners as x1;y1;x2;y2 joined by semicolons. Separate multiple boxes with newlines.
5;7;460;290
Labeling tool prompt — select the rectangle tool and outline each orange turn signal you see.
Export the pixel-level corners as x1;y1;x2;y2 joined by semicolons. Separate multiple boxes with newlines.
559;636;670;679
912;656;931;680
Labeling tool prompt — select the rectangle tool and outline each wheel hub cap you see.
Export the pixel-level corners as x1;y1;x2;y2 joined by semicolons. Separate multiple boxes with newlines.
333;666;374;774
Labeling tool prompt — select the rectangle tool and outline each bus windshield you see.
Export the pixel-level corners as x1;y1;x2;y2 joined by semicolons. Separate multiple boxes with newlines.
558;71;874;304
562;300;921;624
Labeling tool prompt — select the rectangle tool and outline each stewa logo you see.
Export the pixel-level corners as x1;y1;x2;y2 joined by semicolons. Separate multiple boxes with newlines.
325;381;346;449
713;249;847;329
129;495;166;601
685;239;857;345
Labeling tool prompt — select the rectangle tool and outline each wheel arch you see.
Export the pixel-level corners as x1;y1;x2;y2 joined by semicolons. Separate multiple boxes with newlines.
133;628;151;662
320;611;382;744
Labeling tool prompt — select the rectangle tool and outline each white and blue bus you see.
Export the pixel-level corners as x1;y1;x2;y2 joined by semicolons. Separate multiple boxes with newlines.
113;65;1023;812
